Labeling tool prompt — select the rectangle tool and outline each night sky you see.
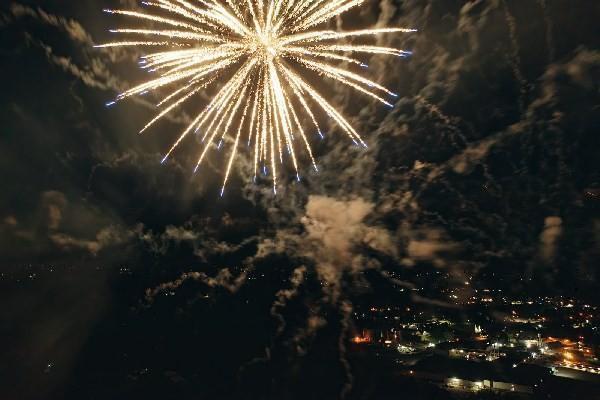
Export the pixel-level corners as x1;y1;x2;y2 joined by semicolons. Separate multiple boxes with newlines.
1;1;599;399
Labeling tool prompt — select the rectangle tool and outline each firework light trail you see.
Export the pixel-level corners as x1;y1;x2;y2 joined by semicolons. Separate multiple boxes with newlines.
98;0;415;195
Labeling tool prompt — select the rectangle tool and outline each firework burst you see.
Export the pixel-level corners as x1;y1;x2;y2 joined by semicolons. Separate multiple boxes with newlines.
98;0;414;195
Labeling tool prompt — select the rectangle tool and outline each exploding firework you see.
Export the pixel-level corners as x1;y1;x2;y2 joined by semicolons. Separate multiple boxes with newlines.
98;0;414;195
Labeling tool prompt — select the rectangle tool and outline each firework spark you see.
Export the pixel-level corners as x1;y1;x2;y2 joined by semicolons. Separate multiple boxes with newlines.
98;0;414;195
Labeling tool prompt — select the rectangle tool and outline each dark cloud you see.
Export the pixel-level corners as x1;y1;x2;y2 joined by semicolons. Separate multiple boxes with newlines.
0;188;135;260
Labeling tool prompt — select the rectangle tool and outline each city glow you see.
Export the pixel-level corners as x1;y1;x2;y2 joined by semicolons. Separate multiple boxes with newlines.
98;0;415;194
352;335;370;344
